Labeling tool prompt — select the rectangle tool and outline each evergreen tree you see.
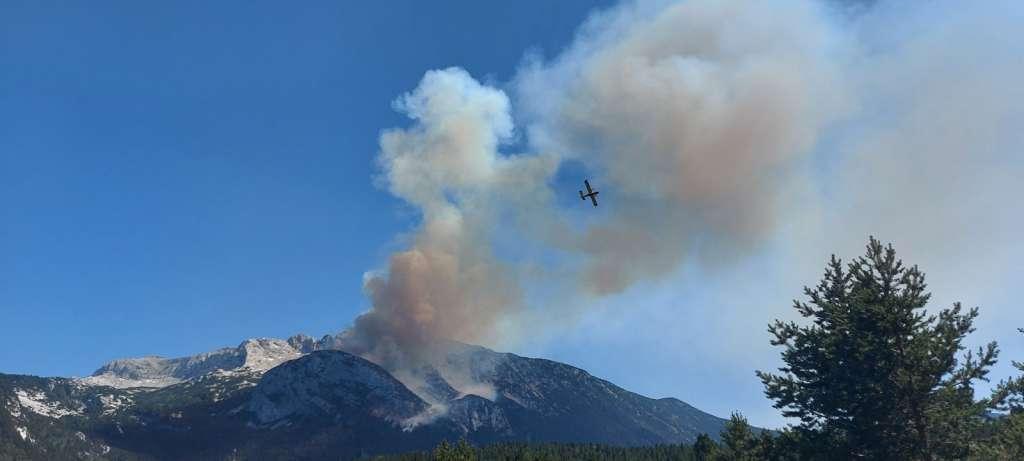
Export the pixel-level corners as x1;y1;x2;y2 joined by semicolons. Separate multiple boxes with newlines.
991;328;1024;412
432;440;453;460
720;412;757;460
753;430;792;461
452;439;476;461
757;237;998;459
378;441;698;461
974;412;1024;460
979;328;1024;459
693;433;719;461
431;438;476;461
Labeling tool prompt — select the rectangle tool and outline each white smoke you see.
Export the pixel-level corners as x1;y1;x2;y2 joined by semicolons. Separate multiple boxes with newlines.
341;0;1024;416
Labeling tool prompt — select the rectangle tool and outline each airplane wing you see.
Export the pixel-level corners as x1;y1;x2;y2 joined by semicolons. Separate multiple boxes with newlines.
589;192;599;207
584;180;593;193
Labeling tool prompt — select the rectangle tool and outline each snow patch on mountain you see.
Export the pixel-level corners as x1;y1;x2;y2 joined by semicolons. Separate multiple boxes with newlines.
98;393;134;415
80;373;183;389
14;388;82;418
8;397;22;418
16;426;31;442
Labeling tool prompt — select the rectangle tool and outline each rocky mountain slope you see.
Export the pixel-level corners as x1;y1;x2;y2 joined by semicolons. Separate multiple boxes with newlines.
0;335;734;460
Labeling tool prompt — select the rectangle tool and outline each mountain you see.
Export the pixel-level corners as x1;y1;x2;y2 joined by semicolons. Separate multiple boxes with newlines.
0;335;736;460
80;338;305;389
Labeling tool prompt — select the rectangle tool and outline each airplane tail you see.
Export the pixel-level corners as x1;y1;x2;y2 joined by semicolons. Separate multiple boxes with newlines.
579;190;585;200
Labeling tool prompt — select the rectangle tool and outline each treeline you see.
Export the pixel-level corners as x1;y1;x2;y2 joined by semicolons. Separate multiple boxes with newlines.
369;439;699;461
376;238;1024;460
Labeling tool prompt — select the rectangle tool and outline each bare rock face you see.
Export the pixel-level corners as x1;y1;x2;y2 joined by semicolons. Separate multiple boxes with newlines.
249;350;427;425
446;394;512;434
79;338;305;389
237;338;304;372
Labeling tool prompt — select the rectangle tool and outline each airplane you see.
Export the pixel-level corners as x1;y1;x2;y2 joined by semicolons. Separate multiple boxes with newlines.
579;179;599;207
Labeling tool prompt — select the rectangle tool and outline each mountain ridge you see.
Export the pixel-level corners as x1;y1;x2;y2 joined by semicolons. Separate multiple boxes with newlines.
1;334;740;460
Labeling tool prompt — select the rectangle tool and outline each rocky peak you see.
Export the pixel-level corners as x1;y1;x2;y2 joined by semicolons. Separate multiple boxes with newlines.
80;337;309;389
248;350;428;425
238;338;302;371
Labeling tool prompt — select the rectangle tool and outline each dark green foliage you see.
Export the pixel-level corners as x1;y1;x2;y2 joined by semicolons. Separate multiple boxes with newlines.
973;410;1024;460
757;237;999;459
752;430;796;461
433;440;453;460
720;413;757;460
433;439;477;461
692;433;718;460
372;441;698;461
977;328;1024;459
991;328;1024;412
710;416;793;461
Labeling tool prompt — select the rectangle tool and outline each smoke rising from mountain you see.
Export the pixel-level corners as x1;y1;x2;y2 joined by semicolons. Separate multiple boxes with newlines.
340;0;1024;376
339;69;555;367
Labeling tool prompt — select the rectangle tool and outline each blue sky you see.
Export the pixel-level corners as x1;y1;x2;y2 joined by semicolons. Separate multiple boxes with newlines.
0;0;610;373
3;0;1023;430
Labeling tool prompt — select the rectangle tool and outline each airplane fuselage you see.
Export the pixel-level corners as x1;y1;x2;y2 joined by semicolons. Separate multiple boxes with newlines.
580;179;599;207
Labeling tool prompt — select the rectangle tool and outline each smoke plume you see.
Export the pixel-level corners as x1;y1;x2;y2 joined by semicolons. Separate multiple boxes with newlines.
340;0;1024;384
339;69;555;367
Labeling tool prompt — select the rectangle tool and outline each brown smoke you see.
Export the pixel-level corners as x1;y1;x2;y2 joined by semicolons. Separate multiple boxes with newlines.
517;0;850;293
338;68;551;367
341;0;1024;374
342;0;850;364
343;218;518;367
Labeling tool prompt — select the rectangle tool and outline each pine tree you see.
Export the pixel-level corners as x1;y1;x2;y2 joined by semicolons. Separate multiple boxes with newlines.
383;441;699;461
432;440;453;460
431;439;476;461
756;237;998;459
752;431;787;461
979;328;1024;459
991;328;1024;412
452;439;476;461
693;433;718;461
975;413;1024;460
720;412;757;460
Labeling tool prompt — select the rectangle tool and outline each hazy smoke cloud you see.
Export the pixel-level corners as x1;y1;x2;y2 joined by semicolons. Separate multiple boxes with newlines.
823;0;1024;340
341;0;1024;388
517;0;850;293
